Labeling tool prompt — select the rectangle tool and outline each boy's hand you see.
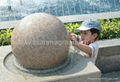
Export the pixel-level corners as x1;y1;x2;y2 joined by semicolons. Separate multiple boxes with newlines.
80;40;94;45
69;32;77;41
82;40;90;45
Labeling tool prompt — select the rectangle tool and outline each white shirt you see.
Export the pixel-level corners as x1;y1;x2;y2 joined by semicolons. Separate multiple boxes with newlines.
89;42;99;64
73;41;99;64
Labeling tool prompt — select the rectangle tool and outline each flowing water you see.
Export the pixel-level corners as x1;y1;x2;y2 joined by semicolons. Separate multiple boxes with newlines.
0;0;120;21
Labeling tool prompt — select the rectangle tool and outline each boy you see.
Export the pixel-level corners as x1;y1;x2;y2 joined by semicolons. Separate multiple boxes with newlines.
69;20;100;64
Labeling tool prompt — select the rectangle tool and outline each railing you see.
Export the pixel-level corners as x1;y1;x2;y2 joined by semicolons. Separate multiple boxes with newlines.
0;11;120;30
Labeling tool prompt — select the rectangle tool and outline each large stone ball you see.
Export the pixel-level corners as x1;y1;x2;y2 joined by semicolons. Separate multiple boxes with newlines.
11;13;69;69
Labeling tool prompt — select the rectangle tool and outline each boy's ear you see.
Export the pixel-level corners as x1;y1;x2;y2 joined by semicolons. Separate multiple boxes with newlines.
93;33;98;39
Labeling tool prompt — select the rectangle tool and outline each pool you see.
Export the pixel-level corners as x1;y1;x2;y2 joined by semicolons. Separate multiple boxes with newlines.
0;0;120;21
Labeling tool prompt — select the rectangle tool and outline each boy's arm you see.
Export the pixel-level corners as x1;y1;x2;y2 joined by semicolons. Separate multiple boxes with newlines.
72;40;92;57
69;32;92;57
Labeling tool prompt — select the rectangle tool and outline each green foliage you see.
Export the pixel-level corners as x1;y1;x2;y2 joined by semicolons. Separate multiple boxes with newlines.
0;28;13;46
65;18;120;40
98;18;120;40
65;22;82;34
0;18;120;46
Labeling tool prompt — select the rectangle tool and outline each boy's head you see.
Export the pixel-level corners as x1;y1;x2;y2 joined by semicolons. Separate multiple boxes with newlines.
76;20;100;43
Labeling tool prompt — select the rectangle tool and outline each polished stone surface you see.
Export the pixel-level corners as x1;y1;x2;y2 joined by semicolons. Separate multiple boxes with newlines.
11;13;69;69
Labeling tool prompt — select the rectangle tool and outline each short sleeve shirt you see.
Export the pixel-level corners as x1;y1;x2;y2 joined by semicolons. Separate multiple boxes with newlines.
89;42;99;64
74;41;99;64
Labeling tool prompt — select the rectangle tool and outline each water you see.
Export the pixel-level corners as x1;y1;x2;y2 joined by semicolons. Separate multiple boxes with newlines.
0;0;120;21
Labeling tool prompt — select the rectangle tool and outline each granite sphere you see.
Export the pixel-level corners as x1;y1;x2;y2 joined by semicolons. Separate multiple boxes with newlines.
11;13;69;69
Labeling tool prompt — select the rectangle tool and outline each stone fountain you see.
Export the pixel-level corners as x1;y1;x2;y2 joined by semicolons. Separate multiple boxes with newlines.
0;0;120;21
0;13;101;82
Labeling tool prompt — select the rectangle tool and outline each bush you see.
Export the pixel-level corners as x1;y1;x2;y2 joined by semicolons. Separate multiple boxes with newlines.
99;18;120;40
0;28;13;46
65;22;82;34
0;18;120;46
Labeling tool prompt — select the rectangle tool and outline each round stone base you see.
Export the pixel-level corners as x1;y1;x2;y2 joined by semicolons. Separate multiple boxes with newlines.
1;46;101;82
4;51;70;74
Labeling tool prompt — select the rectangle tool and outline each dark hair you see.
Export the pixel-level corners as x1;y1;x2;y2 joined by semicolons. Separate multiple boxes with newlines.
90;28;100;39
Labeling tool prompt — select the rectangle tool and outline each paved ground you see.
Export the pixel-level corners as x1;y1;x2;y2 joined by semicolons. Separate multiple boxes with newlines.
102;71;120;82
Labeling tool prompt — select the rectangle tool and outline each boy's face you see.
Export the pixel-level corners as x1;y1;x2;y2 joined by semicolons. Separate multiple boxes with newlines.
80;30;97;44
